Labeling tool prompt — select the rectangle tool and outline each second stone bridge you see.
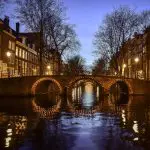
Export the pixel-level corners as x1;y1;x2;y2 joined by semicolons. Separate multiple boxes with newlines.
0;75;150;96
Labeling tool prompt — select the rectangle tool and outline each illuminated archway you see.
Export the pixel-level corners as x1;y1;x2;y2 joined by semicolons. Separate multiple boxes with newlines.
67;76;104;90
31;77;63;95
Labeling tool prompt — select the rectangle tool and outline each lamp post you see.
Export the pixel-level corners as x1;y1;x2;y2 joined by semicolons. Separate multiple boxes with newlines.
134;57;139;79
6;51;11;78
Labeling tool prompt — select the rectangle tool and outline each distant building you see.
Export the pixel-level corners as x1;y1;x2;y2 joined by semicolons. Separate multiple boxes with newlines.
0;16;62;77
118;27;150;80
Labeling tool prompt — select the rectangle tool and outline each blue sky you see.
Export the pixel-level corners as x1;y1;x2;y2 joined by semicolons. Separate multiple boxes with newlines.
63;0;150;65
3;0;150;65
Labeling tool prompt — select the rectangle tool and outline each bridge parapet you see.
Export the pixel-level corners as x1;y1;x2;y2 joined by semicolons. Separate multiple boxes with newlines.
0;75;149;96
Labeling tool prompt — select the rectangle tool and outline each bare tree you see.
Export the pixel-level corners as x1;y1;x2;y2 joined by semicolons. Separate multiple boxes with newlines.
92;58;107;75
44;12;80;72
139;10;150;31
16;0;80;75
63;55;86;75
0;0;7;14
93;6;140;75
16;0;57;75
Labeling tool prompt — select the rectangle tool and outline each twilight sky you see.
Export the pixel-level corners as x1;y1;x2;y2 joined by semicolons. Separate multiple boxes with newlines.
63;0;150;65
4;0;150;65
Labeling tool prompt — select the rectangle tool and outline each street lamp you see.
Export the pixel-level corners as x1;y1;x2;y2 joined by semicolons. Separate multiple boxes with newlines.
6;52;11;57
134;57;139;78
134;57;139;63
6;51;11;77
47;65;50;69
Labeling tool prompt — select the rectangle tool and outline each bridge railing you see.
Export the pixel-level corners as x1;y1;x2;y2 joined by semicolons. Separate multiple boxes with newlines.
0;71;39;79
0;71;149;81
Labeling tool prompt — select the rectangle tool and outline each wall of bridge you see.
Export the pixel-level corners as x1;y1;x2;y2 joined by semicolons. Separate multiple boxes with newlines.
0;75;150;96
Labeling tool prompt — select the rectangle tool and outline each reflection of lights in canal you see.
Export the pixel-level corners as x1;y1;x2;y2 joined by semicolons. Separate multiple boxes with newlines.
5;116;27;148
71;81;101;109
121;109;126;125
133;137;139;141
85;82;93;93
32;99;61;118
133;121;139;133
5;137;12;148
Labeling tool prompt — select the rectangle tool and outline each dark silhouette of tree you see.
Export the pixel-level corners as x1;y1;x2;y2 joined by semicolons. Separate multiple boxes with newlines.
16;0;80;75
0;0;8;13
93;6;150;75
139;10;150;31
63;55;86;75
92;58;107;75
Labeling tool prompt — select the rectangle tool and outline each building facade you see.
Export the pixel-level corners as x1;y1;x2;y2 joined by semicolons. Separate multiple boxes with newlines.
118;27;150;80
0;16;61;78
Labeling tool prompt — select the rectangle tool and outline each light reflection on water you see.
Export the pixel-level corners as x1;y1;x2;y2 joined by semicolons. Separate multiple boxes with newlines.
0;82;150;149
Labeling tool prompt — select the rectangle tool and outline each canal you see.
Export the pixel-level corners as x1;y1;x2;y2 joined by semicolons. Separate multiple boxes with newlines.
0;80;150;150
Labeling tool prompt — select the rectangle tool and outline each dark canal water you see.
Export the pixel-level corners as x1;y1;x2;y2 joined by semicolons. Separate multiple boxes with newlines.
0;81;150;150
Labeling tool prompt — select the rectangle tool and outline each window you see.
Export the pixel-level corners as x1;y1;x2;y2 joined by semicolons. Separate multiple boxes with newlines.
16;47;18;56
19;48;22;57
25;51;27;60
143;46;146;53
128;58;131;65
8;40;11;49
12;42;15;50
22;50;25;59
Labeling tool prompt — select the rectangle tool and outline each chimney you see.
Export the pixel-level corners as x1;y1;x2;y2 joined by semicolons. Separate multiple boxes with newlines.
16;22;20;34
4;16;9;26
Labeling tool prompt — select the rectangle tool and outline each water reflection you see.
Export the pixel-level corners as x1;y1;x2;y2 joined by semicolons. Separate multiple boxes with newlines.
0;93;150;149
0;114;28;149
32;97;61;119
70;81;103;110
109;81;129;105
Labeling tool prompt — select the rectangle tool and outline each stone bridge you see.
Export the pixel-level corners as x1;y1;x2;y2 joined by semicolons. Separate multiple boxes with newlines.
0;75;150;96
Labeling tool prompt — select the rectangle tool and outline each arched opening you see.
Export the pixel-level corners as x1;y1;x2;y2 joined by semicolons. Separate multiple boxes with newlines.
109;80;129;105
31;78;62;109
31;78;62;95
67;77;104;110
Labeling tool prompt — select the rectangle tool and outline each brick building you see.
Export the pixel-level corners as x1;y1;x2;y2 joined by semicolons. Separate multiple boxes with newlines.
0;16;61;77
118;27;150;80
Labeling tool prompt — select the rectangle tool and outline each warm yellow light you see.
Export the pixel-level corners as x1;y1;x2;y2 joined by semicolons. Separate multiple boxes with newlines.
134;57;139;63
33;69;37;72
7;129;12;133
6;52;11;57
133;120;139;133
123;64;126;68
5;137;11;148
47;65;50;69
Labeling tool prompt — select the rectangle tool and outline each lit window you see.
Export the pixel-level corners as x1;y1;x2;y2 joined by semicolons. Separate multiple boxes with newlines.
8;40;11;49
22;50;25;59
19;48;22;57
12;42;15;50
16;47;18;56
143;46;146;53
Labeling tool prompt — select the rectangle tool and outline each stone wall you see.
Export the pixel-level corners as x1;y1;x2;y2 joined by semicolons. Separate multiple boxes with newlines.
0;75;150;96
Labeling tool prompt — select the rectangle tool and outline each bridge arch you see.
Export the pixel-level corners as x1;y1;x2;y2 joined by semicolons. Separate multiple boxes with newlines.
67;76;104;89
107;79;133;95
108;79;133;105
31;77;63;95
